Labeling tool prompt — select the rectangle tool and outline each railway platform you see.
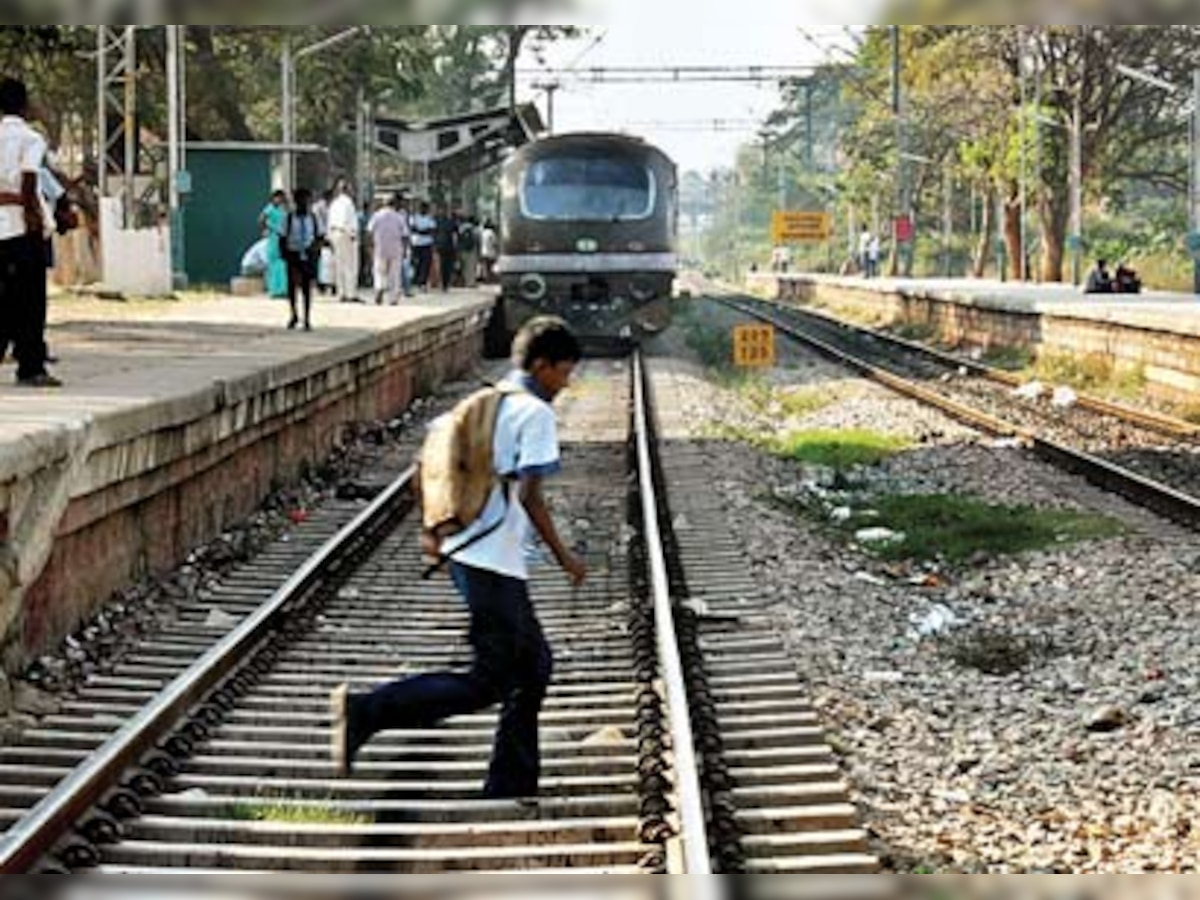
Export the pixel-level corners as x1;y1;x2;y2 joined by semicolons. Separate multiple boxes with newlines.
0;289;495;681
752;273;1200;399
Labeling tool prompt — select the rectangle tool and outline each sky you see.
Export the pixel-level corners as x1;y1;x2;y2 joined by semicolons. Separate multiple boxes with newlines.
516;0;884;175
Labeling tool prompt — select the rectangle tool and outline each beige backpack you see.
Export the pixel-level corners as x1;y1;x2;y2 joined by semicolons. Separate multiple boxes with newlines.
418;383;523;574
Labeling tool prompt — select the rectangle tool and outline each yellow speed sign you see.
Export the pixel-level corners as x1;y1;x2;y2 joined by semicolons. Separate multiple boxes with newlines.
733;324;776;368
771;210;832;243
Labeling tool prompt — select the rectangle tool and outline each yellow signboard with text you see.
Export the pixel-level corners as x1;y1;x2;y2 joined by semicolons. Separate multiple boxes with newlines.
733;324;776;369
771;211;832;243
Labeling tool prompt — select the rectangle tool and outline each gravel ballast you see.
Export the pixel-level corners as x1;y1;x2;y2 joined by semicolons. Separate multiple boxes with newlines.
651;301;1200;873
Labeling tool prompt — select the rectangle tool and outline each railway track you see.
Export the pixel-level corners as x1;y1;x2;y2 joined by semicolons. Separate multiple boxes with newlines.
0;356;876;877
711;288;1200;530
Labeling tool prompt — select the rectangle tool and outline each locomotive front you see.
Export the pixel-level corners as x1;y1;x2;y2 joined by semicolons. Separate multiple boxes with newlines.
496;134;678;344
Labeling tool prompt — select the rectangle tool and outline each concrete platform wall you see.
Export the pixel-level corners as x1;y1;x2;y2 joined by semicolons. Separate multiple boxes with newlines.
3;309;488;673
769;277;1200;399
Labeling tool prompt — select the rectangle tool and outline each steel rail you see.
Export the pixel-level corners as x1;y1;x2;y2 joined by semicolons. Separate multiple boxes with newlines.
0;467;417;873
715;293;1200;530
738;290;1200;440
631;351;715;882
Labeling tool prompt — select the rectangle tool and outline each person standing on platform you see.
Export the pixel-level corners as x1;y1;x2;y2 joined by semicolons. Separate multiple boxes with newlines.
328;180;361;303
458;214;481;289
0;78;58;387
410;201;436;291
480;219;499;284
312;189;335;295
330;316;588;799
368;194;409;305
867;234;881;279
258;189;289;299
858;227;873;277
282;188;322;331
433;206;459;292
396;196;414;299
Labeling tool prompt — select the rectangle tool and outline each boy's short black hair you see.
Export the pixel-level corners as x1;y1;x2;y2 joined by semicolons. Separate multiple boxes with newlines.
512;316;583;370
0;78;28;116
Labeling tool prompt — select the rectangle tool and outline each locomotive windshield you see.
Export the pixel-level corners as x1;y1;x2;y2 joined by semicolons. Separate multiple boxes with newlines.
521;155;655;221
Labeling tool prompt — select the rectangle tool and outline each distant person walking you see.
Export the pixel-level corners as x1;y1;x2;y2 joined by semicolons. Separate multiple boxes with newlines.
368;194;410;305
410;202;436;291
328;180;361;303
282;188;323;331
330;316;588;799
867;234;881;279
258;190;290;299
0;77;58;387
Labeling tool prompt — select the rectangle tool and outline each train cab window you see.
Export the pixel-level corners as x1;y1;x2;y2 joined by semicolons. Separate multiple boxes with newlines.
522;156;655;221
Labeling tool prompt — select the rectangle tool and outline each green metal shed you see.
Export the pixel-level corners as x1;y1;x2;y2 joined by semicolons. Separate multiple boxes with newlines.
182;143;327;287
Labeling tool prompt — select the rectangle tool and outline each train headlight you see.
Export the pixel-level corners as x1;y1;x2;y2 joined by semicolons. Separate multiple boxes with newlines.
519;273;548;302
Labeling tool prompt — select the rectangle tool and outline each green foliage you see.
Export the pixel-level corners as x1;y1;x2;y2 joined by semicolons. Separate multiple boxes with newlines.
699;26;1200;287
1032;350;1146;397
774;429;910;470
679;307;735;370
726;378;836;419
829;493;1123;563
981;344;1033;371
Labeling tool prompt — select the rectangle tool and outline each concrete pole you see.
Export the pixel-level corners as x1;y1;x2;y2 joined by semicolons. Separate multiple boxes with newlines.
1033;37;1043;282
892;25;903;276
943;163;952;277
281;35;293;192
356;85;368;210
1193;70;1200;294
179;26;187;174
1069;92;1083;286
1018;27;1028;281
167;26;180;216
167;25;184;287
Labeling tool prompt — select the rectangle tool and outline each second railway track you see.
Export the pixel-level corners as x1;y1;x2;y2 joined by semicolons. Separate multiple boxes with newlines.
710;287;1200;529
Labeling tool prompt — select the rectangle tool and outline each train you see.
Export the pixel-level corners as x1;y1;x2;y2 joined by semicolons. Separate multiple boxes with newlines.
490;132;679;351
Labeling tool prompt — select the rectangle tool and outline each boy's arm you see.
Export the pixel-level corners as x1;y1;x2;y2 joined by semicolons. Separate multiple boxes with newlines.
519;476;586;587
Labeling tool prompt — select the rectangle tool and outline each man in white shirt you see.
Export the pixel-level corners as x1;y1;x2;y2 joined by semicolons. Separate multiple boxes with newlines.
0;78;57;387
367;194;410;305
332;317;588;800
327;180;361;303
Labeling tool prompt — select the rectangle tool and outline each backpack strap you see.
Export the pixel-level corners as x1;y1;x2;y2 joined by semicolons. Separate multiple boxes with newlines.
420;381;528;580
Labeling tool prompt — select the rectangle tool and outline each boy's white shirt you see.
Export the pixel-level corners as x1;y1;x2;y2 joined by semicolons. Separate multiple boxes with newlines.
438;378;561;581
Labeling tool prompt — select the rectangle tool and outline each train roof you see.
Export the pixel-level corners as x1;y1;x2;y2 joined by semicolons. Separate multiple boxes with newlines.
512;131;676;165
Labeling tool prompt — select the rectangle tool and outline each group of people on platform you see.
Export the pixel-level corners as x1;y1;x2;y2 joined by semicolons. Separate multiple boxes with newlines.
1085;258;1143;295
246;181;499;331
